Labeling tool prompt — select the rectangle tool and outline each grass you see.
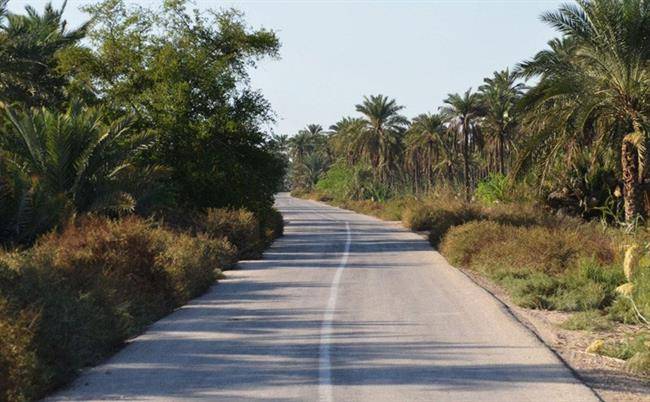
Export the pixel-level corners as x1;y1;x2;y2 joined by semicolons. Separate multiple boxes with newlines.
560;311;614;331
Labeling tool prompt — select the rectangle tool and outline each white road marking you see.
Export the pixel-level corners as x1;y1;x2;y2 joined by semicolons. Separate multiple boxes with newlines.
318;221;351;402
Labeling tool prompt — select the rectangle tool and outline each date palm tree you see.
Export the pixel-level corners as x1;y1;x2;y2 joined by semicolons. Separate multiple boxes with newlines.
353;95;409;184
404;113;447;192
441;89;483;198
517;0;650;223
329;116;365;164
479;69;525;175
0;1;88;107
1;103;152;215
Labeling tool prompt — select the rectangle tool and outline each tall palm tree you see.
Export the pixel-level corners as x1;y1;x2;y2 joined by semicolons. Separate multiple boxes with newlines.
404;113;447;191
479;69;525;175
0;1;88;107
329;116;365;164
517;0;650;223
441;89;483;198
353;94;409;184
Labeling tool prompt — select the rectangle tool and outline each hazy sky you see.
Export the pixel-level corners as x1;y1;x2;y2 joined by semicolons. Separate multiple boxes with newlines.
7;0;567;135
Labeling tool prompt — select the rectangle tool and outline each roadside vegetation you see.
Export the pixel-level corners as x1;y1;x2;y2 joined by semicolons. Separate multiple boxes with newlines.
0;1;286;401
290;0;650;377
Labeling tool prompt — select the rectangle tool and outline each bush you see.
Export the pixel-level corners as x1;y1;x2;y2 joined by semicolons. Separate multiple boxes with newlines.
315;163;355;201
0;216;236;402
402;202;479;246
259;207;284;245
475;173;511;203
157;232;235;304
0;297;39;402
442;220;616;275
195;208;261;259
440;218;621;312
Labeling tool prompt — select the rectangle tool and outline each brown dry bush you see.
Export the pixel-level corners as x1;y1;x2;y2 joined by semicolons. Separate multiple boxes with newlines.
0;215;237;402
195;208;261;259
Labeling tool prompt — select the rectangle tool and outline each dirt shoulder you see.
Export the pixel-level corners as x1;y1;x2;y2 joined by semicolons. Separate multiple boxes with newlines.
459;266;650;402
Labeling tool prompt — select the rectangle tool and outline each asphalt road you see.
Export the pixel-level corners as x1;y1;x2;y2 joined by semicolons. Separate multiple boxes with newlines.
49;193;599;401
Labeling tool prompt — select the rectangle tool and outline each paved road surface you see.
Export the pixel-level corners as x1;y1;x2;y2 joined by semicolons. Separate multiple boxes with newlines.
49;193;598;401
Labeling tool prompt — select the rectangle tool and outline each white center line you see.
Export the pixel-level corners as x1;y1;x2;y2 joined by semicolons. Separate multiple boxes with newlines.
318;221;351;402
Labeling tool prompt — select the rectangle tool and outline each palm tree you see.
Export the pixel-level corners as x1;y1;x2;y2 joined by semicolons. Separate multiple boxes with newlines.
441;89;483;198
1;102;152;214
329;116;365;164
479;69;525;175
404;113;447;192
0;1;88;107
517;0;650;223
353;94;409;184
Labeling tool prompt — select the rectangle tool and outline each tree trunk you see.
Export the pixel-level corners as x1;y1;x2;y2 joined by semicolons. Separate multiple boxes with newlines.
463;122;470;201
498;130;505;175
622;138;644;223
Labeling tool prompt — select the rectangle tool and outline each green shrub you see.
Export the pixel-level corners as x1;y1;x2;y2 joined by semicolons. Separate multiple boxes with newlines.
561;310;613;331
475;173;511;203
315;163;355;201
492;270;559;309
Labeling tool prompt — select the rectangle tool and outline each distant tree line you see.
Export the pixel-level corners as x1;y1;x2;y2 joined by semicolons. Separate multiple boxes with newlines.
289;0;649;225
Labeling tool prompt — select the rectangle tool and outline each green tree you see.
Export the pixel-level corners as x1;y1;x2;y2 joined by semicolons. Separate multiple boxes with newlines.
517;0;650;223
78;0;285;213
288;124;330;190
479;69;524;175
0;0;88;108
441;89;483;199
403;113;448;191
1;103;151;215
353;95;409;184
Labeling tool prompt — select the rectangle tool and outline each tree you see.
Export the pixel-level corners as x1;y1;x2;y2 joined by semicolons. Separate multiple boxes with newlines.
479;69;524;175
517;0;650;223
403;113;447;191
441;89;483;199
1;103;152;217
0;1;88;108
353;95;409;184
329;116;365;165
78;0;286;213
288;124;330;190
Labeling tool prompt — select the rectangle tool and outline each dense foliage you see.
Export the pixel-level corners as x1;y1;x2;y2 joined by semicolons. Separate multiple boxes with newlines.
0;1;286;400
290;0;649;225
0;0;286;247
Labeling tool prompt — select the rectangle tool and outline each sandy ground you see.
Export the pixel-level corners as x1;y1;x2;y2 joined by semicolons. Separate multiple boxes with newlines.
459;268;650;402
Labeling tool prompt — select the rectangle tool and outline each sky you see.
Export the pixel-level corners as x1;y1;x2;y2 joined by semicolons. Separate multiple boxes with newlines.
7;0;568;135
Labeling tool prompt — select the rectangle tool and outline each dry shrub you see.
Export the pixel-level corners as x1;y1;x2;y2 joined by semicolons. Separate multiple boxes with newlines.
157;232;235;303
258;207;284;244
196;208;261;259
0;297;39;402
405;204;480;246
0;215;237;402
480;202;551;227
441;220;616;275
